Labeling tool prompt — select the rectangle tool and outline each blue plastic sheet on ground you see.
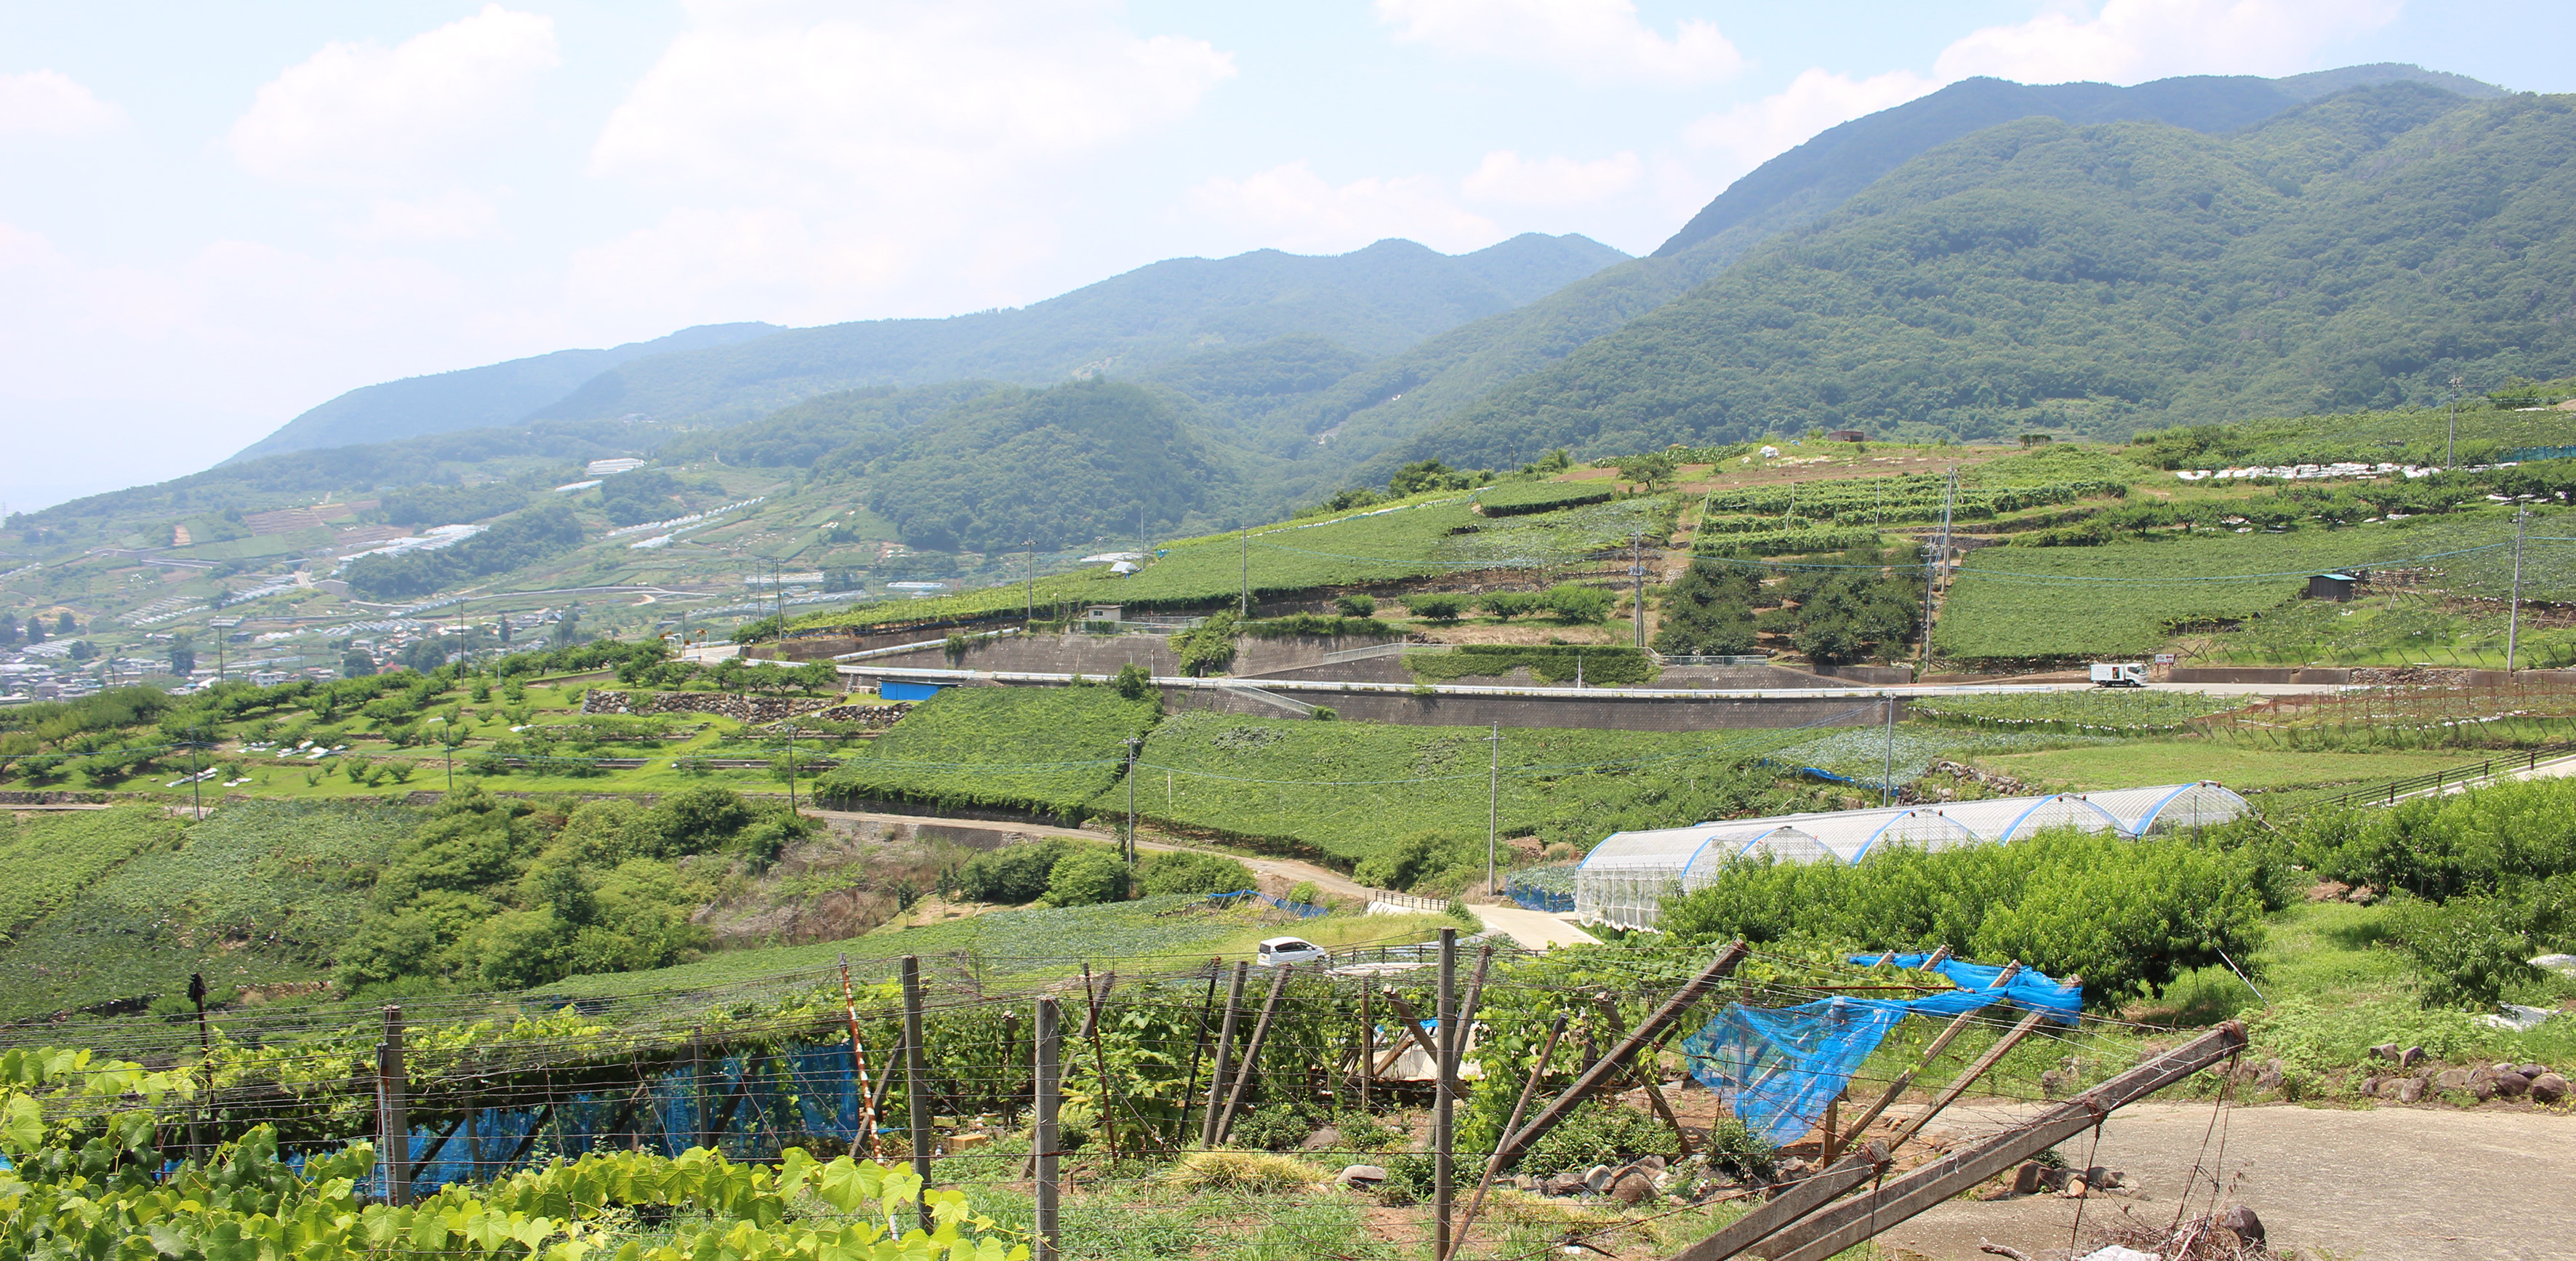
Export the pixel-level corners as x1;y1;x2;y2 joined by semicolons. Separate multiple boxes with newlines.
1679;956;2080;1146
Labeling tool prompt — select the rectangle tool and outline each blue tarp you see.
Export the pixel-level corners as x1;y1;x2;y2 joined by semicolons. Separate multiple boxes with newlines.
880;681;950;702
1679;956;2080;1146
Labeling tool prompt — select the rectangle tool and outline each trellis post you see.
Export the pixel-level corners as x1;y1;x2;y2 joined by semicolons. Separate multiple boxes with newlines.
377;1004;408;1204
901;955;933;1234
1033;996;1061;1261
1434;928;1456;1261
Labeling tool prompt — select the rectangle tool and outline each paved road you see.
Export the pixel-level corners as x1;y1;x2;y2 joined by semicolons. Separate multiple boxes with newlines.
802;806;1374;903
1469;904;1600;949
1873;1101;2576;1261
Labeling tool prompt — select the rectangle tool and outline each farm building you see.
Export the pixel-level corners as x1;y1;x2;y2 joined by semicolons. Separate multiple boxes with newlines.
1571;782;2251;929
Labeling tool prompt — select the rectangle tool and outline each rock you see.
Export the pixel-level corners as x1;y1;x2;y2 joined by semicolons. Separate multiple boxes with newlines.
1610;1170;1656;1205
2436;1068;2473;1092
2217;1205;2266;1244
1634;1154;1666;1172
1336;1164;1387;1188
2401;1045;2427;1068
2529;1073;2570;1104
2471;1076;2500;1102
2494;1071;2532;1098
2370;1043;2404;1065
2357;1076;2380;1097
2518;1062;2551;1078
1542;1171;1589;1197
2393;1077;2427;1103
1583;1164;1616;1193
2039;1069;2066;1096
2252;1060;2284;1093
2011;1163;2047;1196
2059;1180;2090;1199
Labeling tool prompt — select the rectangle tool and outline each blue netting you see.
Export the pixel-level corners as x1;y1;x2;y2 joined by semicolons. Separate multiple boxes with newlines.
1679;956;2080;1146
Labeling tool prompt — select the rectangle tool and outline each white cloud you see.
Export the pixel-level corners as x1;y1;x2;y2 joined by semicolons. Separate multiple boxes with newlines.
227;4;558;183
591;4;1234;195
1463;150;1642;206
0;70;122;137
346;190;507;243
1685;67;1942;179
1935;0;2403;84
1376;0;1741;86
1187;161;1501;255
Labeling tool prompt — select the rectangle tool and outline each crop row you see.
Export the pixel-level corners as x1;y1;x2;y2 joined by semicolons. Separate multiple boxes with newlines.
1907;689;2249;734
0;806;178;942
813;684;1157;818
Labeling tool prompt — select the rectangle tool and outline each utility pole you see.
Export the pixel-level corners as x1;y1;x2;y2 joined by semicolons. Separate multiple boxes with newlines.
1025;540;1036;622
1240;532;1251;618
1629;535;1647;648
2448;375;2465;467
1485;722;1501;894
783;721;797;810
2508;505;2529;672
1124;735;1141;863
1919;471;1954;666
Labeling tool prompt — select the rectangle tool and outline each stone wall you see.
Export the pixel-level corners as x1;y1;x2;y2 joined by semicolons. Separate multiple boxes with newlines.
582;689;846;724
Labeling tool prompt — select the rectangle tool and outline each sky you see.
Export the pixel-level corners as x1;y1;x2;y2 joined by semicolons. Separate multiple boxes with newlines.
4;0;2573;512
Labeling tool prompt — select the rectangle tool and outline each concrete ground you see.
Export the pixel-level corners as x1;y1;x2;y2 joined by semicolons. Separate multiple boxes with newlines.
1463;904;1600;950
1869;1101;2576;1261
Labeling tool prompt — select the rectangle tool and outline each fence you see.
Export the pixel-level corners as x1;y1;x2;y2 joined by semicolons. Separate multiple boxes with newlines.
2306;740;2576;811
1204;889;1327;919
1364;886;1450;913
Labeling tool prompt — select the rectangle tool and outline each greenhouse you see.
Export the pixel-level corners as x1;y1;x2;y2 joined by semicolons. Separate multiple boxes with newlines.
1571;782;2252;930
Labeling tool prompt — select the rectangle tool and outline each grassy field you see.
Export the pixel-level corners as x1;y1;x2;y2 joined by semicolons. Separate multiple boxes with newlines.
1933;509;2572;662
1964;740;2476;796
1114;709;1837;863
816;685;1159;817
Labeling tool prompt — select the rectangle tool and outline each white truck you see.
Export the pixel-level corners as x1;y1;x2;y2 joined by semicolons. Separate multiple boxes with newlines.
2090;662;2148;687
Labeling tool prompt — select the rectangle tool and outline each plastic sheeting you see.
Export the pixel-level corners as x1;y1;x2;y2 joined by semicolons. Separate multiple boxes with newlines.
1680;958;2079;1146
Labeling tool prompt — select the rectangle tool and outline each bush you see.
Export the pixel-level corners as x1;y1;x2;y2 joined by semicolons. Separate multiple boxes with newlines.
955;840;1070;903
1112;662;1154;701
1228;1102;1322;1152
1404;595;1466;623
1044;846;1131;906
2386;884;2570;1009
1355;830;1475;892
1333;593;1377;617
1136;849;1256;895
1518;1100;1680;1177
1542;584;1613;623
1476;591;1546;621
1287;880;1321;908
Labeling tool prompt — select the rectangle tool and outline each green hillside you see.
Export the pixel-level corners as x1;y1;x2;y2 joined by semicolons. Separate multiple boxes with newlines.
225;324;778;463
1397;84;2576;468
525;234;1624;428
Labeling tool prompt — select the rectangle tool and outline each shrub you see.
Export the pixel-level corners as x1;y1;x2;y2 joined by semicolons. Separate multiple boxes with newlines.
1170;611;1240;677
1045;847;1133;906
1112;662;1154;701
1477;591;1546;621
1518;1100;1680;1177
1541;584;1613;623
2385;884;2570;1009
1228;1102;1322;1152
1355;830;1474;892
1287;880;1322;908
955;840;1070;903
1136;849;1256;895
1163;1150;1330;1193
1333;593;1377;617
1405;595;1466;622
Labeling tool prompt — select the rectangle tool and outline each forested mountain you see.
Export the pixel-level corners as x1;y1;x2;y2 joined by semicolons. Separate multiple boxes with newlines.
1276;65;2500;470
1391;83;2576;468
225;324;777;463
523;233;1624;428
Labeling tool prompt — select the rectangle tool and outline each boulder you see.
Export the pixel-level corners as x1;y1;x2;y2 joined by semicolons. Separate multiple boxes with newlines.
1542;1171;1589;1197
2393;1077;2428;1104
2357;1076;2380;1097
2011;1163;2047;1196
2494;1071;2532;1099
2218;1205;2267;1244
1336;1164;1387;1189
2252;1060;2284;1093
2517;1062;2551;1078
1610;1170;1656;1205
2370;1043;2404;1064
2436;1068;2474;1092
1583;1164;1616;1193
2040;1069;2066;1097
1634;1154;1666;1172
2400;1045;2427;1068
2529;1073;2570;1105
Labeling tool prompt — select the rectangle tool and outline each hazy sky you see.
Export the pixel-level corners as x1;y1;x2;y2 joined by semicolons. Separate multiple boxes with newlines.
5;0;2572;511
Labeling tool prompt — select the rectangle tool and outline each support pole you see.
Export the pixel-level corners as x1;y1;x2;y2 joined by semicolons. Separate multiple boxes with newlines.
1199;961;1248;1147
1885;1005;2053;1155
1213;964;1291;1147
1741;1023;2247;1261
1032;996;1061;1261
1492;940;1747;1172
1358;985;1373;1109
1178;960;1220;1148
1082;966;1120;1161
1835;959;2018;1151
1434;929;1458;1261
900;955;933;1233
689;1027;706;1149
1485;722;1501;894
838;955;881;1158
378;1004;408;1204
1661;1142;1893;1261
1240;532;1250;618
1447;1014;1567;1261
2508;505;2529;673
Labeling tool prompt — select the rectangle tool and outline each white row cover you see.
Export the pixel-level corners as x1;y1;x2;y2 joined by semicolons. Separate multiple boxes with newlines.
1572;782;2250;930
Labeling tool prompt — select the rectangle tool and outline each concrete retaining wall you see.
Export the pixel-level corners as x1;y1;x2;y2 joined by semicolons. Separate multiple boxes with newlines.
843;632;1408;678
1163;685;1895;731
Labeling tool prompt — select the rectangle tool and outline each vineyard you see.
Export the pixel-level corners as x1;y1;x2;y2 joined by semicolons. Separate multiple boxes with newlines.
0;805;177;940
816;686;1159;819
1700;473;2124;527
1909;689;2250;736
1474;479;1615;516
2194;678;2576;750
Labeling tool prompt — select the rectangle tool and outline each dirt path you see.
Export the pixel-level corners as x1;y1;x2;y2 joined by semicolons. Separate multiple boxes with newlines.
1871;1101;2576;1261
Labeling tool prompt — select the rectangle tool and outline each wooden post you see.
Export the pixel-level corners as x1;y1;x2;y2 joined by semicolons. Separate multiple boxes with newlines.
689;1027;707;1150
1885;1005;2053;1155
1358;985;1373;1110
378;1005;408;1204
901;955;932;1233
1491;940;1747;1172
838;955;884;1160
1213;963;1291;1147
1741;1024;2247;1261
1834;960;2018;1151
1447;1014;1567;1261
1661;1142;1893;1261
1199;961;1248;1147
1033;997;1061;1261
1434;928;1456;1261
1081;966;1120;1161
1177;960;1219;1146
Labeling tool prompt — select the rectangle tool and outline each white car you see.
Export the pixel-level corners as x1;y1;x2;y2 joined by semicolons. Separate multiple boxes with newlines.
1256;936;1329;968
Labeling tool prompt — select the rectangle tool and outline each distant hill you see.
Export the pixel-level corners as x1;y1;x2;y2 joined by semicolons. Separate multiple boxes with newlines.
1277;65;2503;471
1394;83;2576;467
523;233;1625;428
225;324;778;463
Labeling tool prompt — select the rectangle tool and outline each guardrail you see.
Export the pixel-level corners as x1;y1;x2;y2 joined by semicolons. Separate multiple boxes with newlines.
2308;741;2576;810
1363;886;1450;912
